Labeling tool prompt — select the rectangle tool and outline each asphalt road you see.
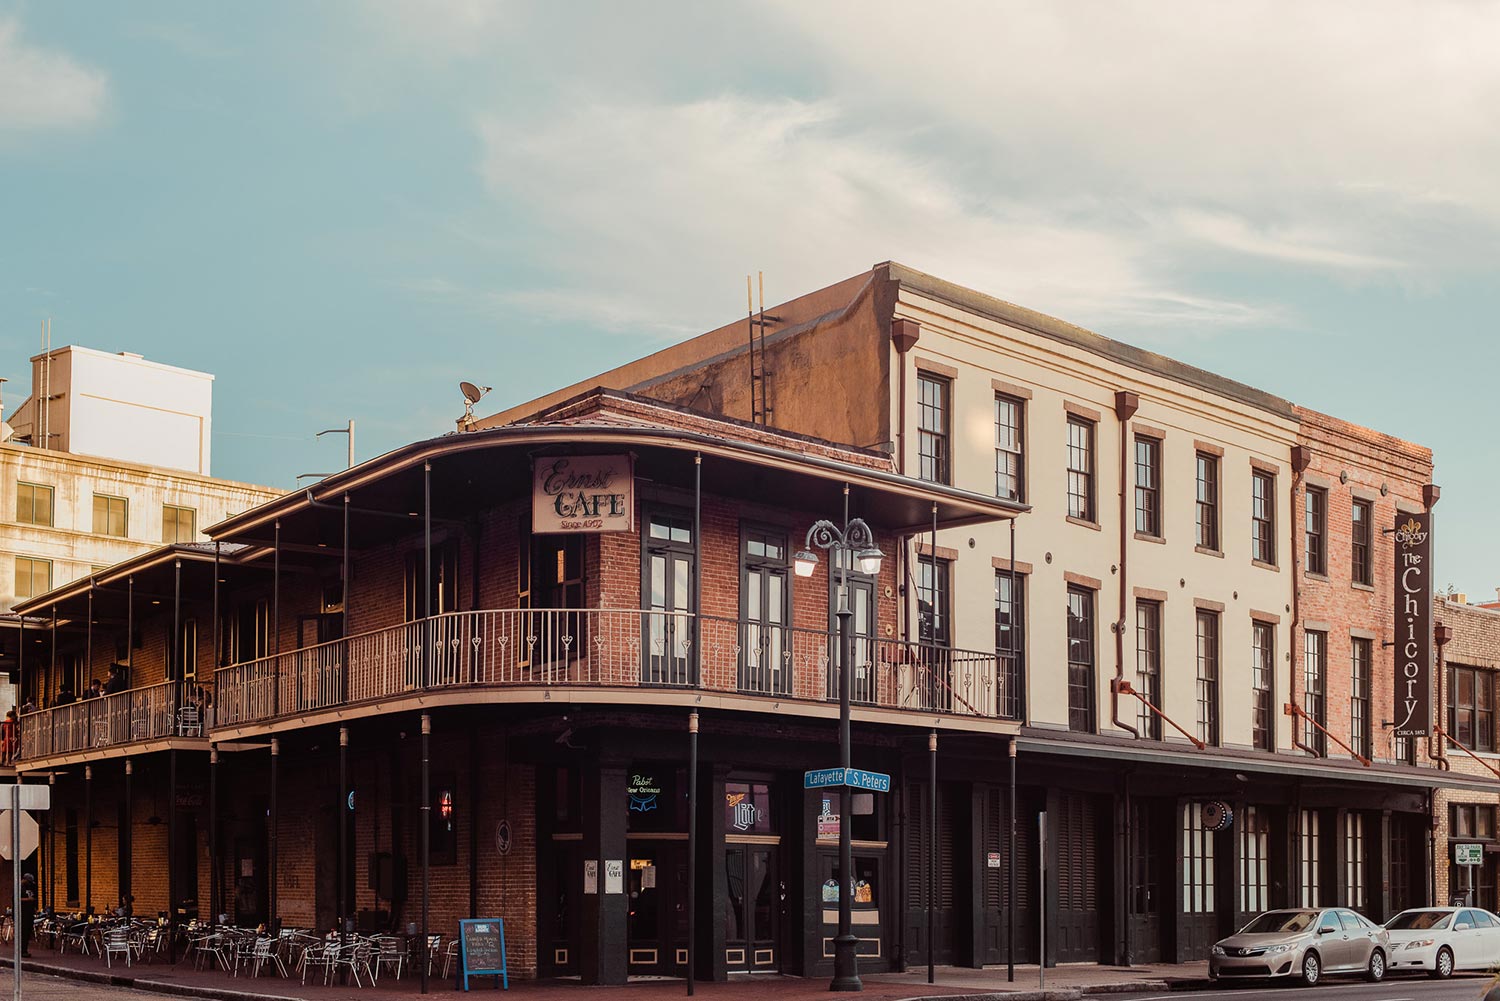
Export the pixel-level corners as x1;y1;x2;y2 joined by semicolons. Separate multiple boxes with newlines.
1113;974;1496;1001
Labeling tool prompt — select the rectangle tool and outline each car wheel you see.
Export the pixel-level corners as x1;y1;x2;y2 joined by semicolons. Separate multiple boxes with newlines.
1365;949;1385;983
1430;946;1454;979
1301;950;1321;986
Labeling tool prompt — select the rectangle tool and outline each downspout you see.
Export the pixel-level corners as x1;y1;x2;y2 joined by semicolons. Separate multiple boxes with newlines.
1288;446;1318;756
1424;483;1445;769
1110;391;1140;739
1433;622;1452;771
892;318;920;649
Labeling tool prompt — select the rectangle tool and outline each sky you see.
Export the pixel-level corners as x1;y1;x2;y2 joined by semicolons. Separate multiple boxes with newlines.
1;1;1497;594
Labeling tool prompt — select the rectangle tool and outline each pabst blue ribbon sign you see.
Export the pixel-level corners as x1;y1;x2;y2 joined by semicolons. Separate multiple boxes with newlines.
533;455;633;533
1393;513;1432;739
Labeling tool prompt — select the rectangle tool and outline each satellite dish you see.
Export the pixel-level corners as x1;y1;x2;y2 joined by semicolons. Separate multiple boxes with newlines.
460;382;489;405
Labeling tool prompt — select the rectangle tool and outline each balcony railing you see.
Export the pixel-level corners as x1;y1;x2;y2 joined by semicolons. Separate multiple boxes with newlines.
213;608;1021;730
19;679;207;762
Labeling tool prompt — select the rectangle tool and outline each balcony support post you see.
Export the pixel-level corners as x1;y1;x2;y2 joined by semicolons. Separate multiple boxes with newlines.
423;463;431;690
49;606;56;710
273;521;281;717
15;612;22;725
686;710;699;995
420;713;431;994
173;559;181;711
693;453;701;687
339;726;349;949
168;747;178;962
342;493;350;703
84;765;92;916
126;576;133;681
209;746;219;923
45;772;54;911
211;543;219;696
86;584;93;698
269;738;279;930
122;758;133;903
926;730;936;985
1007;737;1016;982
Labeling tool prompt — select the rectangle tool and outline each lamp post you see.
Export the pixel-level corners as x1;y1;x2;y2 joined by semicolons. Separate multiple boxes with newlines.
795;518;883;993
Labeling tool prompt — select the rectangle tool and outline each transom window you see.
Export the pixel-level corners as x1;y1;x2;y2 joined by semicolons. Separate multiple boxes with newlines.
744;530;785;562
1305;487;1327;575
1251;469;1275;564
994;394;1024;501
1351;499;1373;585
1195;452;1219;551
163;504;197;544
16;482;53;527
93;494;128;538
1066;417;1095;522
1134;436;1161;537
917;373;951;485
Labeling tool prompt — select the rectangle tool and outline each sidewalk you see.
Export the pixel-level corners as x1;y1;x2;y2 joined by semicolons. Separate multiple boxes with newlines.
0;949;1213;1001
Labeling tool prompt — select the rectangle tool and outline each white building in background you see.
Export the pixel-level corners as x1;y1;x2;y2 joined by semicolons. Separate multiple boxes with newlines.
0;345;281;713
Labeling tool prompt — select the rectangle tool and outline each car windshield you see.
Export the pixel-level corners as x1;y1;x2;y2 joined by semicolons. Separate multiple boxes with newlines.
1386;910;1453;930
1241;910;1318;934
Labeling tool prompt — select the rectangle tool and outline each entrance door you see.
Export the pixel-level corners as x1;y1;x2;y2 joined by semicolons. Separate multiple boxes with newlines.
828;575;876;703
742;562;790;696
644;513;694;686
1128;801;1164;963
1054;793;1103;964
726;846;781;971
626;843;688;975
173;811;199;921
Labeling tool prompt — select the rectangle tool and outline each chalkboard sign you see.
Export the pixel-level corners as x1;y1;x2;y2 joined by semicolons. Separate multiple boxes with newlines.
457;918;508;991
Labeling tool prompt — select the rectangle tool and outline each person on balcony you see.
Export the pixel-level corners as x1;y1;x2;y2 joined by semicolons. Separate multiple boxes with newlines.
0;709;15;764
55;682;75;706
83;679;102;700
104;665;128;695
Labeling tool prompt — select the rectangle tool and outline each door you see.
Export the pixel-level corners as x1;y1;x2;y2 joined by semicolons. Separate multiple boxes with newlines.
1336;910;1372;971
626;843;688;974
1313;910;1346;969
742;563;789;695
173;812;199;920
725;846;781;971
644;513;694;686
827;575;876;703
1054;793;1103;963
532;535;586;678
1452;909;1483;968
981;786;1035;965
1128;801;1164;963
1468;909;1500;969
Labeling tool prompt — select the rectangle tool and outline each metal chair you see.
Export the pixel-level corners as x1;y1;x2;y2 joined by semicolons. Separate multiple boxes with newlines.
177;703;201;737
441;938;460;979
372;936;404;981
300;940;336;985
330;938;375;988
247;935;287;977
103;927;132;968
426;933;443;976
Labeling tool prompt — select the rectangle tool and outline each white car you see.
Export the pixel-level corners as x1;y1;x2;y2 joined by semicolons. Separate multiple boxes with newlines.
1384;907;1500;977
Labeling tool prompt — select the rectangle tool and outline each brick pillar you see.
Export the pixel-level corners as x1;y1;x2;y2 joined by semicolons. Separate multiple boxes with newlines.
581;759;627;985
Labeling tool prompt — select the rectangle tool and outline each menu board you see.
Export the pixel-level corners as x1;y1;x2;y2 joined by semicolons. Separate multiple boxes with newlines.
457;918;508;991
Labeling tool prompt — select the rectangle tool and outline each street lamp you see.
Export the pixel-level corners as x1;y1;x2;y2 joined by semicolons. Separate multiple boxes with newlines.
798;517;882;992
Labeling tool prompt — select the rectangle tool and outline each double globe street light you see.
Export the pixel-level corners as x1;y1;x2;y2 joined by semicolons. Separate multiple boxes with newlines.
793;517;883;992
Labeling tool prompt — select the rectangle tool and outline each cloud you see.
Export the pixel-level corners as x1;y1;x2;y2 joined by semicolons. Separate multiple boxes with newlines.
0;17;107;131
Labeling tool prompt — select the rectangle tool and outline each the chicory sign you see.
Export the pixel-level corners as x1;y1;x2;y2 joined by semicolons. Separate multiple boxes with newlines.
1393;513;1432;739
532;455;633;533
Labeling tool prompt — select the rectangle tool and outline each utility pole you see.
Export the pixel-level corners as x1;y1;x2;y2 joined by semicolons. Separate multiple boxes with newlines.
317;419;355;469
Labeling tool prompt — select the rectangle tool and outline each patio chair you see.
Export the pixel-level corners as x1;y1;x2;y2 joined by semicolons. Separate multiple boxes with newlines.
426;933;443;976
330;938;375;988
300;940;336;986
59;921;91;956
372;935;404;981
192;931;230;972
440;937;460;979
177;703;201;737
103;927;132;969
247;935;287;978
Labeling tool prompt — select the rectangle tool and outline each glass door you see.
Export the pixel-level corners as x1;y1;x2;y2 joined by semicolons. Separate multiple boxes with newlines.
726;846;781;972
827;567;876;703
742;550;789;695
645;513;694;686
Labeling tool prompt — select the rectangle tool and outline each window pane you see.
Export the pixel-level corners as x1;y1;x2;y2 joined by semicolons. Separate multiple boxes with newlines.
1067;418;1094;521
918;374;950;484
994;395;1024;501
1067;587;1094;732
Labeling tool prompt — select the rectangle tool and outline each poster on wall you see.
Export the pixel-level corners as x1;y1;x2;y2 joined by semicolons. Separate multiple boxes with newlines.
1392;512;1432;739
532;455;633;533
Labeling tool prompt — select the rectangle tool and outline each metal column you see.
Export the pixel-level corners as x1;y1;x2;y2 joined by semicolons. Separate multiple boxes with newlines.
420;713;431;994
269;738;279;929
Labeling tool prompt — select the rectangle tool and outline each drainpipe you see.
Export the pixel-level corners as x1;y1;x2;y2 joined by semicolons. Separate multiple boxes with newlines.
1110;391;1140;739
892;318;920;647
1423;484;1444;768
1288;446;1318;756
1433;622;1452;771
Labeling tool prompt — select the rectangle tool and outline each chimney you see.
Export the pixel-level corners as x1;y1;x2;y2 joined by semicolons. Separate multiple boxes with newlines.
1455;593;1468;605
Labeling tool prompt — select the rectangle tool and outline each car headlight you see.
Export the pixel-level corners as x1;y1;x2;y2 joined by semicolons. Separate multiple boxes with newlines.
1406;939;1435;949
1211;945;1226;956
1266;944;1293;955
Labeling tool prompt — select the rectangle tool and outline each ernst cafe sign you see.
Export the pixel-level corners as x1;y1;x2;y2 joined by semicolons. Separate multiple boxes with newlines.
1392;513;1432;739
533;455;634;533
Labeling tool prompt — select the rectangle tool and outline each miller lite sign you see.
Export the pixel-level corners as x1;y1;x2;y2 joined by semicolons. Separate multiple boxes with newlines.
1392;513;1432;739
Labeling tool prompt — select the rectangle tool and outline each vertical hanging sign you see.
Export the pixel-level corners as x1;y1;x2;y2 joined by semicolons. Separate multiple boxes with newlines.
1393;513;1432;739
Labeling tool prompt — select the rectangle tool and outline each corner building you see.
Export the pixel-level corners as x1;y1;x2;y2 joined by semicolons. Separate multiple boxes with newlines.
478;263;1491;968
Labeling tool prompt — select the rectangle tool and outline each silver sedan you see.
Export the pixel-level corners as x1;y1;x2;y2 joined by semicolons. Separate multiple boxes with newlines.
1210;908;1391;985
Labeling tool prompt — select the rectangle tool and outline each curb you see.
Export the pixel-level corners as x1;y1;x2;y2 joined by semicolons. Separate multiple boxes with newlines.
0;957;304;1001
895;976;1215;1001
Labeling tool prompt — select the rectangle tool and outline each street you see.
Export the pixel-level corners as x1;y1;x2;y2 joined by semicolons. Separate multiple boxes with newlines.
1110;976;1497;1001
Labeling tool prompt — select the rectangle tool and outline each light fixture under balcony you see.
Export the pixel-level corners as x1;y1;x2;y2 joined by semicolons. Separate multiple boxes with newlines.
793;549;819;577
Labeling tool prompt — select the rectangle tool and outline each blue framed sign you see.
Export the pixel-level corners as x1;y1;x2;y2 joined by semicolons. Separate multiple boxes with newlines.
457;918;508;991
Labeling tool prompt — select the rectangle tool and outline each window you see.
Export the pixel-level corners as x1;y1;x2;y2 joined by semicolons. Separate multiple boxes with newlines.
1066;586;1095;732
917;556;951;647
1240;805;1270;914
1135;600;1162;739
1351;499;1373;585
92;494;128;538
1251;470;1275;564
172;619;199;683
1134;436;1161;536
15;482;53;527
1183;803;1216;913
1305;487;1327;575
1452;804;1497;840
1449;666;1495;753
14;556;51;599
742;528;790;696
1196;610;1219;746
1252;621;1275;751
404;543;460;621
994;394;1024;501
1195;452;1219;550
1394;732;1416;766
1351;637;1372;759
994;571;1025;720
1299;809;1322;907
1344;814;1366;910
917;373;950;484
162;505;196;544
1066;417;1095;522
1304;630;1327;755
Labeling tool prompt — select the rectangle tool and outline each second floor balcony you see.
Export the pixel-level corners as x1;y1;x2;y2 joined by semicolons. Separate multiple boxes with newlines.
211;607;1020;734
20;678;206;763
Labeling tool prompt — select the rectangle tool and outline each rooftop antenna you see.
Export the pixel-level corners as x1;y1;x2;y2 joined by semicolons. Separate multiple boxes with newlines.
458;381;492;432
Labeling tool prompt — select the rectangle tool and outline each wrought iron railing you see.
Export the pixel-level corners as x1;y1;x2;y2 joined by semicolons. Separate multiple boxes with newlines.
202;608;1019;729
18;679;208;761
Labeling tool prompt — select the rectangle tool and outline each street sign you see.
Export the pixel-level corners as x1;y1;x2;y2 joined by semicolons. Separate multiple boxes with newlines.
1456;843;1484;866
0;811;38;861
0;786;50;811
803;767;892;792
